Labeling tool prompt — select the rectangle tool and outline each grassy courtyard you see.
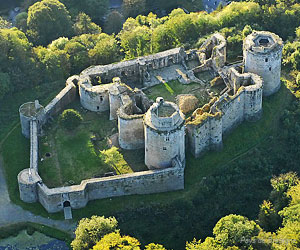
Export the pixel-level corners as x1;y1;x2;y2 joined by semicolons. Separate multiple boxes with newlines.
38;100;147;188
144;73;222;110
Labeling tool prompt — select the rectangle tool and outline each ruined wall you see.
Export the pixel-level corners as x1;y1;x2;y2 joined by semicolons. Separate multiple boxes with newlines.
44;78;77;119
80;48;185;87
118;105;145;150
36;165;184;213
187;69;263;157
78;77;111;112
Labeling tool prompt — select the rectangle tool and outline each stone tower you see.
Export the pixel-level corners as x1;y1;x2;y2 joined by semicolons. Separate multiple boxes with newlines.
144;97;185;169
19;100;45;138
243;31;283;96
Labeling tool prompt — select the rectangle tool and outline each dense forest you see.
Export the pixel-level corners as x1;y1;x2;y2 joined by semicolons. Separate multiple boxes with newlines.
1;0;300;249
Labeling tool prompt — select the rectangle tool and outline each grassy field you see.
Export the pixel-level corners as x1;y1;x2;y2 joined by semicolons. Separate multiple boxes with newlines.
0;80;295;248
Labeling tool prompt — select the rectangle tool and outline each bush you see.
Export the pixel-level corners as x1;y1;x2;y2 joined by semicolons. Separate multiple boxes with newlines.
59;109;83;130
71;216;118;250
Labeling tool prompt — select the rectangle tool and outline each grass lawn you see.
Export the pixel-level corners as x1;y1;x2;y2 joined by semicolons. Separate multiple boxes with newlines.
39;100;139;187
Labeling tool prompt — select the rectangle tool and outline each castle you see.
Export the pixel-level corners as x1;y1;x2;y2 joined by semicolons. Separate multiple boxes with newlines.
17;31;283;215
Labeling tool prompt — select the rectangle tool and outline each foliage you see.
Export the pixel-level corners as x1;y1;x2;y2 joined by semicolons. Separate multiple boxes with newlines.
0;17;11;29
213;214;261;248
27;0;73;45
59;109;83;130
34;45;71;81
15;12;28;32
88;34;120;65
145;243;167;250
100;146;133;175
123;0;146;18
93;231;140;249
73;13;101;36
0;28;39;93
258;200;281;232
104;11;124;34
71;216;118;250
118;25;151;58
60;0;109;23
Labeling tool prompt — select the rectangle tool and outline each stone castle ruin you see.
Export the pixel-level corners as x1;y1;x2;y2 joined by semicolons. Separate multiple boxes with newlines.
18;31;283;215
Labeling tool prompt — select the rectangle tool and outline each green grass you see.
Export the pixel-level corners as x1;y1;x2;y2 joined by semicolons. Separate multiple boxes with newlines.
39;101;120;187
144;80;210;106
0;222;72;245
144;77;222;109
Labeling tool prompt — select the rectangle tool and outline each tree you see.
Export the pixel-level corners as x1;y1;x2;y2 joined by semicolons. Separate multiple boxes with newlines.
88;34;120;65
145;243;167;249
59;109;83;130
15;12;28;32
0;28;39;89
0;17;11;29
119;25;151;58
123;0;146;18
258;200;281;232
34;46;71;81
213;214;261;248
73;13;102;36
27;0;73;45
93;231;141;250
64;40;90;74
71;216;118;250
104;11;124;34
60;0;109;23
100;146;132;174
0;72;11;100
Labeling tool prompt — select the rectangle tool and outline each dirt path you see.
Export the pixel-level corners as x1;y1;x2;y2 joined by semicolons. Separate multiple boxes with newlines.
0;123;77;236
0;156;76;233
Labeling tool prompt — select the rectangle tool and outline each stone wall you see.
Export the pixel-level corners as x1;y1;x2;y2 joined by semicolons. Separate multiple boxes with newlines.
187;69;263;157
80;48;185;86
44;77;77;119
36;165;184;213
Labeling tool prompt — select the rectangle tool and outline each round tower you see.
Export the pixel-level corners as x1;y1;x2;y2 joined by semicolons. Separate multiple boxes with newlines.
18;168;41;203
144;97;185;170
243;31;283;96
19;101;45;138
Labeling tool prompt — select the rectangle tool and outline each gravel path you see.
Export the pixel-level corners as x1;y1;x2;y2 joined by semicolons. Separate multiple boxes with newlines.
0;156;77;234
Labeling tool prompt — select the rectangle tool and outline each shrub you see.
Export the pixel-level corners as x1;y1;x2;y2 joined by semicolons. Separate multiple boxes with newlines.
59;109;83;130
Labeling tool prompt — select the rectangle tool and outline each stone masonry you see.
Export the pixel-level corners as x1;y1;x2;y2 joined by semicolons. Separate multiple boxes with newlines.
17;31;283;214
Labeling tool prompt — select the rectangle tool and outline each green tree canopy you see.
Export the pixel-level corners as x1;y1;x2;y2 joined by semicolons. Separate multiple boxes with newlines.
0;28;38;89
71;216;118;250
104;11;124;34
88;34;119;65
27;0;73;45
213;214;261;248
73;13;102;36
61;0;109;23
93;231;141;250
123;0;146;18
